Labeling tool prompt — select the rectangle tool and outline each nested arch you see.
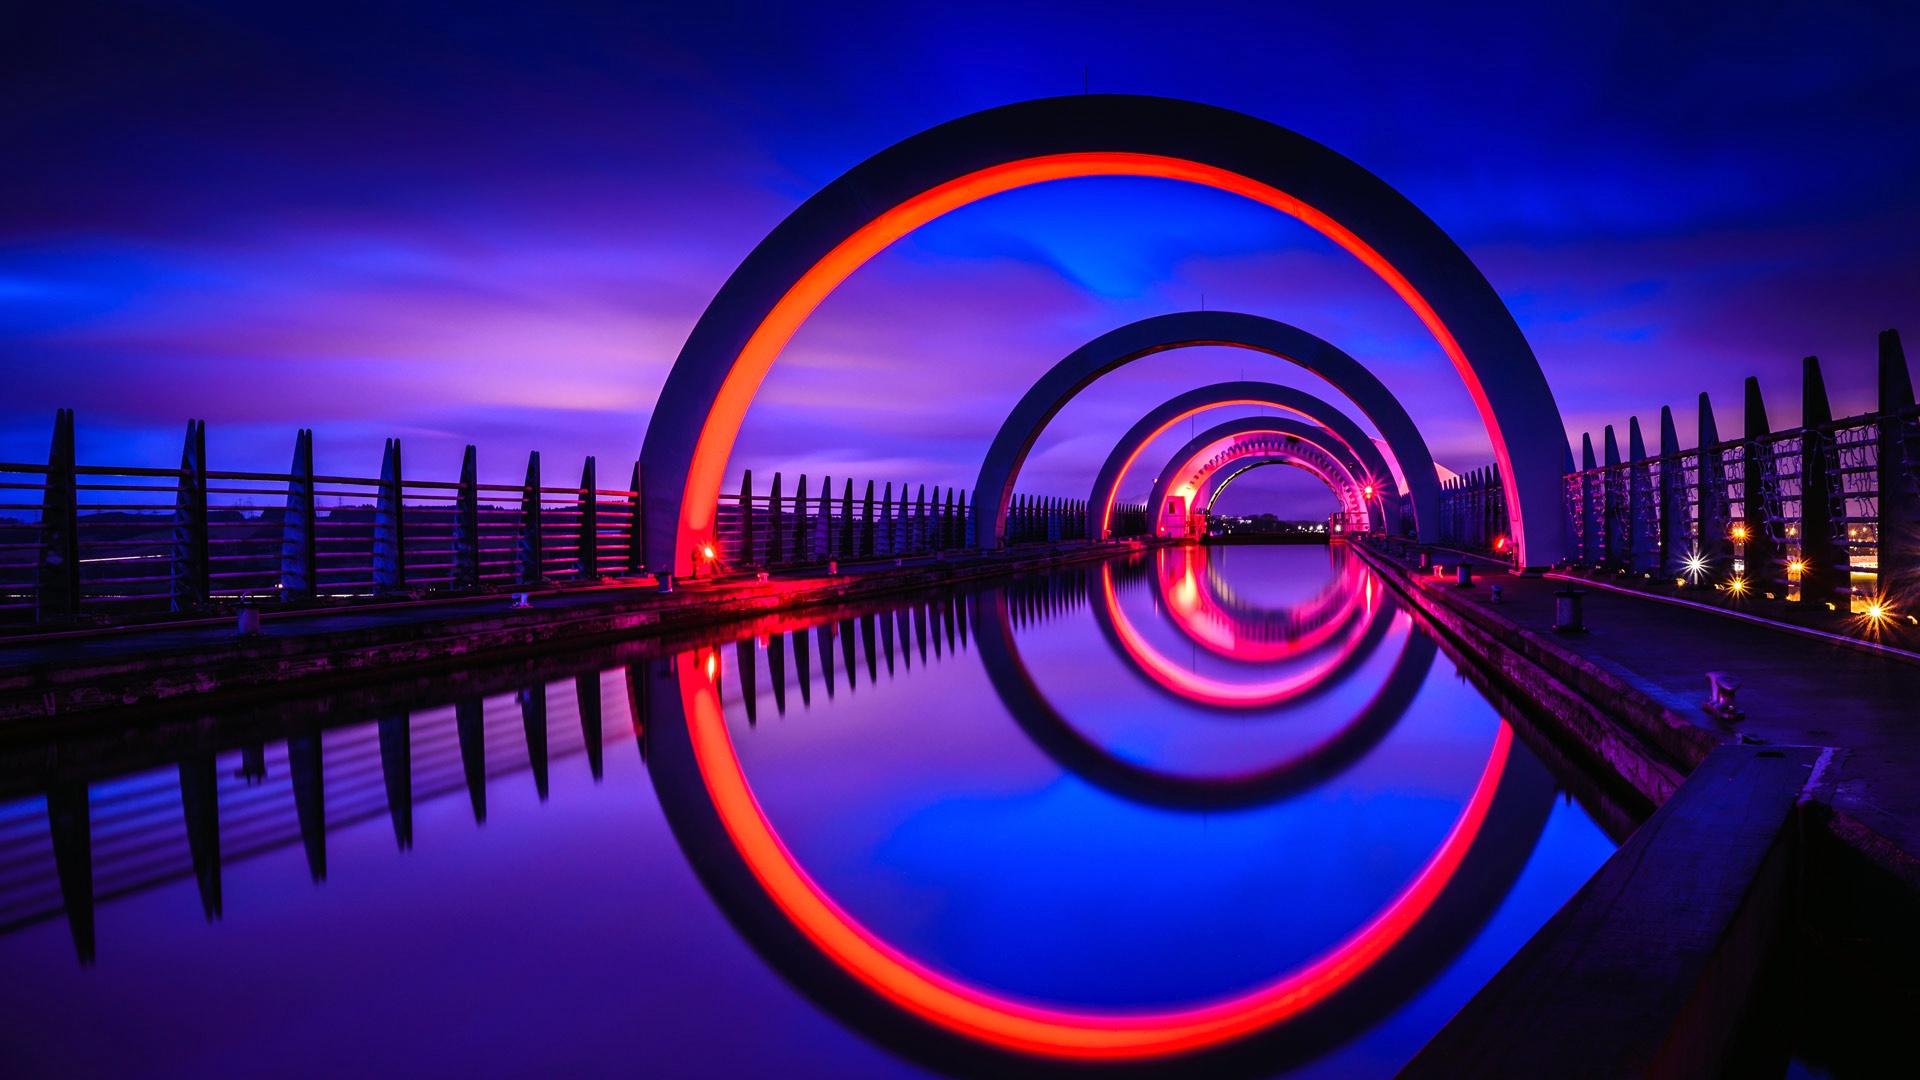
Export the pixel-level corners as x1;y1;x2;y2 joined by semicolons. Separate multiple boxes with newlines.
637;94;1569;576
1147;418;1379;536
1071;370;1427;540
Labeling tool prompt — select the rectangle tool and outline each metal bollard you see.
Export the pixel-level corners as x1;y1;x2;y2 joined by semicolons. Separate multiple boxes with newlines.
1552;589;1587;633
1489;584;1503;604
235;603;262;636
655;571;674;594
1456;562;1473;588
511;592;532;609
1418;551;1432;570
1703;671;1745;720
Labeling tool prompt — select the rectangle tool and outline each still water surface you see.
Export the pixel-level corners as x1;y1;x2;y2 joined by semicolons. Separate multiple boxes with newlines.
0;545;1617;1077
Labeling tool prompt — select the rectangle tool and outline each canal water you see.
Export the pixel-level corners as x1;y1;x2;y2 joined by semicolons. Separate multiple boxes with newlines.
0;545;1619;1078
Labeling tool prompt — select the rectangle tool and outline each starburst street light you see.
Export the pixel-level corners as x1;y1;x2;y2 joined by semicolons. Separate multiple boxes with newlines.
1787;558;1807;576
1726;575;1749;596
1682;546;1710;584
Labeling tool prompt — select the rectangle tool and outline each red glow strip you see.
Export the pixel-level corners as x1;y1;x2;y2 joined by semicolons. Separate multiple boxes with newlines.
678;152;1502;557
679;648;1511;1060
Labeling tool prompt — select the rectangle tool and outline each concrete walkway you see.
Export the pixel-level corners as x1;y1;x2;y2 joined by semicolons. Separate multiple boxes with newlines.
1378;542;1920;887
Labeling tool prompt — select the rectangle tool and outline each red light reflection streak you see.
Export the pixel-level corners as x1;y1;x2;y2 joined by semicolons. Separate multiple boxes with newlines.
1104;563;1372;708
678;647;1513;1060
678;151;1506;561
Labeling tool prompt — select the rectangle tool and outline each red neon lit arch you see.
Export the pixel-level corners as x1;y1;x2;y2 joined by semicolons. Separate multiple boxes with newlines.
666;154;1514;574
677;647;1512;1059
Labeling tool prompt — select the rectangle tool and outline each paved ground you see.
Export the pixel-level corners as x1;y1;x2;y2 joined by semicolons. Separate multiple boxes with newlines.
1399;545;1920;876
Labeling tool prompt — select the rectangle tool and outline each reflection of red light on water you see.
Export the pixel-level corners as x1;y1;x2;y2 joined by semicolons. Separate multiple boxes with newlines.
680;649;1512;1060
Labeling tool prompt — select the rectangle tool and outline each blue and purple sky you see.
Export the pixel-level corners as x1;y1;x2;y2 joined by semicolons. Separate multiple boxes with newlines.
4;1;1917;513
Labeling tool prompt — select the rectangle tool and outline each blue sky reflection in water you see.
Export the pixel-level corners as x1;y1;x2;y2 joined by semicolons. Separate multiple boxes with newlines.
0;547;1616;1077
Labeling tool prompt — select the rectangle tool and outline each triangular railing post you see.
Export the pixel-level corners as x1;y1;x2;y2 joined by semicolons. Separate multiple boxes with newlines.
373;437;405;594
170;419;209;610
452;445;479;590
280;429;318;600
36;409;80;621
578;456;598;579
517;451;542;584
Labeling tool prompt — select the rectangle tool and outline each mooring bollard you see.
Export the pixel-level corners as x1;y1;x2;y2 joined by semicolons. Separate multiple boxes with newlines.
1553;588;1587;633
1490;584;1503;604
655;571;674;594
1418;551;1432;570
828;559;838;575
1703;671;1745;721
235;603;261;636
511;592;532;609
1456;562;1473;588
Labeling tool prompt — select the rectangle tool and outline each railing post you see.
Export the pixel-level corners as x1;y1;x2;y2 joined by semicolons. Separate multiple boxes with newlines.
280;428;318;600
170;419;209;610
1658;407;1687;577
627;461;645;576
768;472;785;565
792;475;809;563
862;480;875;557
1799;357;1843;608
739;469;755;567
1877;329;1917;599
1603;426;1625;568
373;437;405;594
452;445;479;590
1743;377;1781;596
1579;433;1599;564
1628;417;1656;573
816;475;831;562
1698;392;1732;583
840;478;854;560
36;408;80;621
578;456;598;579
916;485;928;552
517;450;542;584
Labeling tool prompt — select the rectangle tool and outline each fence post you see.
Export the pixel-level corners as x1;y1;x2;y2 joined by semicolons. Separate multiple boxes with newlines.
1799;357;1843;608
916;485;927;553
840;478;854;560
626;460;645;576
739;470;755;567
1658;407;1687;577
578;456;598;579
1698;392;1732;583
281;428;318;600
36;408;80;620
882;482;895;555
793;475;809;563
518;451;542;584
373;438;405;594
1602;426;1625;568
1579;433;1598;564
768;472;785;565
452;445;479;589
1743;377;1781;596
1628;417;1656;573
816;476;832;562
1876;329;1917;601
862;480;875;557
170;419;210;610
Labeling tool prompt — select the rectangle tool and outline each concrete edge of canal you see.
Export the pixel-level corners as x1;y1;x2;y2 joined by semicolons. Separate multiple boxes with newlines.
1348;536;1920;1078
0;540;1169;732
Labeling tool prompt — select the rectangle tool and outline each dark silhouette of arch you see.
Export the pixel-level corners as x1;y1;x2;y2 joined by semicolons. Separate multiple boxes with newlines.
1146;417;1379;535
637;95;1571;576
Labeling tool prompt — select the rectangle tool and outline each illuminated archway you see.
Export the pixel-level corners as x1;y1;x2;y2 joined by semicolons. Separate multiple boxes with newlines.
1159;543;1365;662
967;321;1441;544
638;95;1570;576
1145;418;1378;538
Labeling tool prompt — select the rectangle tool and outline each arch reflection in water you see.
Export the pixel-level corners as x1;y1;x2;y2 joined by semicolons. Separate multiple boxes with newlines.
644;550;1563;1075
